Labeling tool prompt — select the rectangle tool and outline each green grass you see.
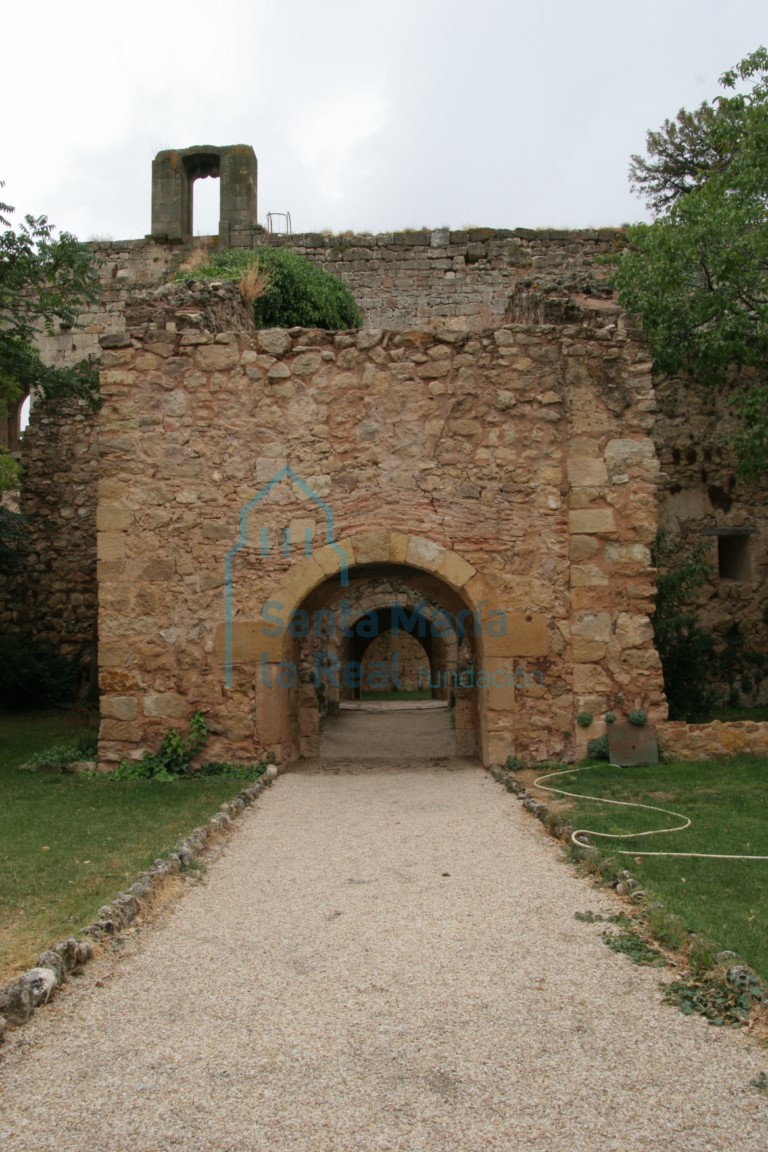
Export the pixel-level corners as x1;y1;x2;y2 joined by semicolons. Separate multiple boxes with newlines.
0;711;256;982
541;757;768;979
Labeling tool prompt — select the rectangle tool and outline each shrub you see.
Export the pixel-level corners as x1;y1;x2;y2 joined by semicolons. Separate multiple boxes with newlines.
0;632;77;710
576;711;593;728
176;247;362;330
628;709;647;727
587;735;610;761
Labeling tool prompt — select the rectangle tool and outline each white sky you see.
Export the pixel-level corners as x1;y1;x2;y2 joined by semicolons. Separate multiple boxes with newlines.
2;0;766;240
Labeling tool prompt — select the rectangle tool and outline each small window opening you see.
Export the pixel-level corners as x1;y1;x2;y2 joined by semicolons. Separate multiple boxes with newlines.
718;534;752;582
193;175;220;236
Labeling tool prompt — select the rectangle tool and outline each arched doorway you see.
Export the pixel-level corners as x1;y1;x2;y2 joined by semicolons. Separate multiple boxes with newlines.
250;532;487;764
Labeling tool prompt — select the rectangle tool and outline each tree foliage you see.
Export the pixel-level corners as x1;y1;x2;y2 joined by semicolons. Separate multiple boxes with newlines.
615;48;768;474
0;185;100;422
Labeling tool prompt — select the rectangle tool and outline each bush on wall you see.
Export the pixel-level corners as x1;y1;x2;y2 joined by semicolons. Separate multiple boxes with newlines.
176;247;362;330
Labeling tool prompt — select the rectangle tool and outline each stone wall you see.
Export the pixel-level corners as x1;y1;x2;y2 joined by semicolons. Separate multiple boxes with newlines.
32;227;622;375
94;315;663;768
0;395;98;690
18;399;98;667
660;719;768;761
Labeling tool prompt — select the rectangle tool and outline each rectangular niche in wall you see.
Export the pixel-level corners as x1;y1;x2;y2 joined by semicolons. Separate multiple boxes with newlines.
703;528;754;582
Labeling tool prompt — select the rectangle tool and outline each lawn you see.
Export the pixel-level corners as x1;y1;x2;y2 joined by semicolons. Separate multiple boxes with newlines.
534;757;768;979
0;711;258;984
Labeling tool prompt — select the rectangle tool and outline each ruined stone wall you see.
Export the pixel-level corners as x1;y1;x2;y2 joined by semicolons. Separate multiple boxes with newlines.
32;227;622;374
94;317;663;768
655;375;768;705
0;398;99;671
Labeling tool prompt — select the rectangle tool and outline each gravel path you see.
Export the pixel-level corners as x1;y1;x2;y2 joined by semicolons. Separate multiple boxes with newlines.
1;765;766;1151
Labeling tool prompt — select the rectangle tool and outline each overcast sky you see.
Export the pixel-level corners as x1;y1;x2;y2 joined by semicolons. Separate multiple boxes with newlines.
2;1;766;241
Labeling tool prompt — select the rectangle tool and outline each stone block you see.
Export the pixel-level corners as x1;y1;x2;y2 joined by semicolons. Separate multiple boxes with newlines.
196;344;240;371
273;555;326;610
436;550;476;591
573;612;612;642
291;352;322;376
99;641;135;667
604;438;658;476
255;668;287;744
483;660;516;711
568;508;616;535
483;613;548;658
571;638;607;662
101;695;138;721
615;612;654;648
389;533;410;563
604;543;652;566
100;669;143;693
567;458;608;486
99;719;142;741
571;563;609;587
143;692;190;720
406;537;446;572
572;664;612;694
267;362;292;380
570;535;600;562
96;505;134;532
257;329;292;356
313;541;353;580
97;531;128;561
352;531;392;564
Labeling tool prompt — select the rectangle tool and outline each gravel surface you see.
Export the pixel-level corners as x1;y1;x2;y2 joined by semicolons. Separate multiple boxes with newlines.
1;765;766;1151
319;704;455;761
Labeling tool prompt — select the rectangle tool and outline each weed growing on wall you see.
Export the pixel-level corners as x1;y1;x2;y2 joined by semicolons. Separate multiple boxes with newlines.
113;712;274;781
176;247;362;330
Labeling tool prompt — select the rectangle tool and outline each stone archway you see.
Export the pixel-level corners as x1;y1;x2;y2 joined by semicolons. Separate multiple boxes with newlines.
287;576;466;761
300;579;459;707
251;531;489;763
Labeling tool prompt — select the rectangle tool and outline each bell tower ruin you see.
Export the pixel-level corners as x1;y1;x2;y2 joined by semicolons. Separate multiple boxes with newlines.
150;144;257;242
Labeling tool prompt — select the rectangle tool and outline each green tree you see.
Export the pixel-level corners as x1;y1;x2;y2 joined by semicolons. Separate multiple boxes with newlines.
615;48;768;475
0;183;100;427
0;185;99;567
